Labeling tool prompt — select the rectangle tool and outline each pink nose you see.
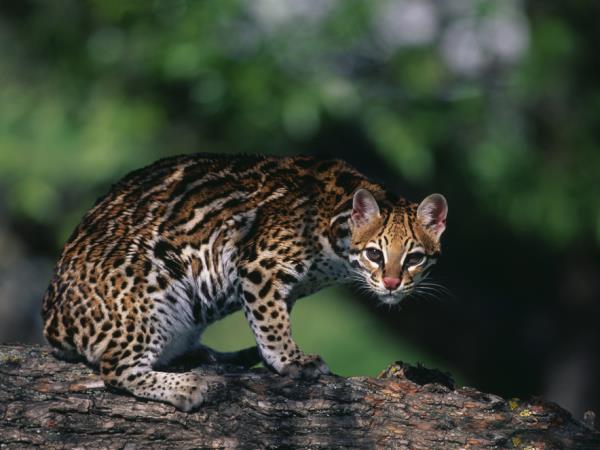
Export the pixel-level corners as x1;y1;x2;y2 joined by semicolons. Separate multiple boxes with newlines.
383;277;401;290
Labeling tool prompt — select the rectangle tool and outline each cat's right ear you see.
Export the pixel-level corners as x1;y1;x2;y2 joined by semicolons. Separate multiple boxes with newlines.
352;189;380;227
417;193;447;239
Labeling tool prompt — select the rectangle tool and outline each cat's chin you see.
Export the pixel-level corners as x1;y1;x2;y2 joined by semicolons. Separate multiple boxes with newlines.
378;294;404;305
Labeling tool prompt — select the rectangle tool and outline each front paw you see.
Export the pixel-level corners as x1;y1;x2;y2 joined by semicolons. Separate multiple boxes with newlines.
279;354;330;380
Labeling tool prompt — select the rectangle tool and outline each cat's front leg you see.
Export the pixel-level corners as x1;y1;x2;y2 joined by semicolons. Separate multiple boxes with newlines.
239;268;330;379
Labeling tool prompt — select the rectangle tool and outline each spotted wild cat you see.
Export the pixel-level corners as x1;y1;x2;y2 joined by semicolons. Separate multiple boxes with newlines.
42;154;448;411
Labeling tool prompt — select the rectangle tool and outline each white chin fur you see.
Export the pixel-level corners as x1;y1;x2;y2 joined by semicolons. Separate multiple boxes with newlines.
379;294;403;305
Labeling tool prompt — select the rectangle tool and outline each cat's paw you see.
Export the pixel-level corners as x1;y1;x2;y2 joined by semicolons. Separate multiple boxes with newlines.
279;354;330;380
167;374;208;412
171;388;205;412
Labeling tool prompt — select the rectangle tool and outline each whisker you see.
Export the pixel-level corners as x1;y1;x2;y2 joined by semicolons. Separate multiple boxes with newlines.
419;285;454;300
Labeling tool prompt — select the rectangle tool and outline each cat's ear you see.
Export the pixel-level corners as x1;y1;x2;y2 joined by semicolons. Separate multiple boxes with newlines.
417;193;447;239
352;189;380;227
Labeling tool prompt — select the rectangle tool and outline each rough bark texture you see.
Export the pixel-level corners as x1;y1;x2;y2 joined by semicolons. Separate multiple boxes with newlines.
0;344;598;449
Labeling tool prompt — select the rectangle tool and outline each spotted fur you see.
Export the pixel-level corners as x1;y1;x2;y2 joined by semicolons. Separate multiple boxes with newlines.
42;154;447;410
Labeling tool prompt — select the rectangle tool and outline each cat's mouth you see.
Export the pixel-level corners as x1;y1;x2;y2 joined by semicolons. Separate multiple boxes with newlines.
355;275;406;305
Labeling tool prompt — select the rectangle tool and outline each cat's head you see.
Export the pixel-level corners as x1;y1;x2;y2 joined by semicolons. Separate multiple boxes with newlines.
348;189;447;305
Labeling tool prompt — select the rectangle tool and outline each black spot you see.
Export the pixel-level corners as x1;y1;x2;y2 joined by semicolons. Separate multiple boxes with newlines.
143;260;152;276
247;270;263;284
115;363;129;376
101;322;112;332
276;271;297;285
93;332;107;346
267;335;276;342
157;276;168;290
243;291;256;303
153;240;176;259
258;305;267;313
125;266;134;277
258;279;272;298
113;258;125;268
259;258;277;270
271;310;279;319
335;171;359;191
252;310;264;321
317;160;337;172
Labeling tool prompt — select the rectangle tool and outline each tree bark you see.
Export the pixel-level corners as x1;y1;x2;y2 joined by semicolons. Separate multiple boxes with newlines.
0;344;597;449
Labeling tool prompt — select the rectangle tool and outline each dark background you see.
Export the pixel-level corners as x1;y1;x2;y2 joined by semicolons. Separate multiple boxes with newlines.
1;0;599;423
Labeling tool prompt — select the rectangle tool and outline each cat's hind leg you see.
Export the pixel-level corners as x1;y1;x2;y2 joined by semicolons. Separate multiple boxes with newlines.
100;347;207;411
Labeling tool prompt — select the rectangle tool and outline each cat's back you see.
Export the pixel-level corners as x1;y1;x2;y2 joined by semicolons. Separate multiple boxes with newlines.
60;153;273;258
48;153;354;282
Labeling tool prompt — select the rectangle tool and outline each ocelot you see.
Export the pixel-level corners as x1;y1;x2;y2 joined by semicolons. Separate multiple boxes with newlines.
42;154;447;411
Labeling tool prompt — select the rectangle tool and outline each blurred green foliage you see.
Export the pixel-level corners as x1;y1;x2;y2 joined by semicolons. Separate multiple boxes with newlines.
1;0;598;377
2;0;599;249
204;287;446;377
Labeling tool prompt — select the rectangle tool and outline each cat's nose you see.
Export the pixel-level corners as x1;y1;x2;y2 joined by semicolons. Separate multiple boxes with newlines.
383;277;401;290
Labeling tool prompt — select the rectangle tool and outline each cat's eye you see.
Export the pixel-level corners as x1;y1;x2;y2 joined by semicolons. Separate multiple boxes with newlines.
365;248;383;264
405;252;426;266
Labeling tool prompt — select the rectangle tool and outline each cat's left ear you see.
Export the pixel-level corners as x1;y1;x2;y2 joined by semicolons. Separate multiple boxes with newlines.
351;189;380;228
417;194;447;239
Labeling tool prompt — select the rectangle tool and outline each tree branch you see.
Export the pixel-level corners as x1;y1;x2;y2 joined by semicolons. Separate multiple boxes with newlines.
0;344;597;449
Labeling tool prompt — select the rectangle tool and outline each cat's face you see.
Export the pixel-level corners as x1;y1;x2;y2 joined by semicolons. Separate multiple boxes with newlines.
348;189;447;305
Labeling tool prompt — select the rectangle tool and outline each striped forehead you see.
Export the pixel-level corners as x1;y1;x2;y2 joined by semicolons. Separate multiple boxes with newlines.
377;208;414;244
